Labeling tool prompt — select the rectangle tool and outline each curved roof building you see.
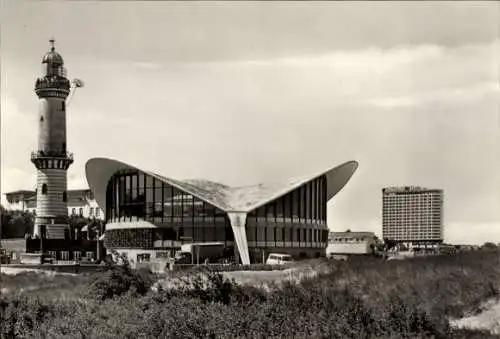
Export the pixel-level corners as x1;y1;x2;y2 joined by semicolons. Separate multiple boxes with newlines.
86;158;358;265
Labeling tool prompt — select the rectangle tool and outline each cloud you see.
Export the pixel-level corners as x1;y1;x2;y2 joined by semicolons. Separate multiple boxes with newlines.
2;1;498;64
133;62;163;70
369;82;500;108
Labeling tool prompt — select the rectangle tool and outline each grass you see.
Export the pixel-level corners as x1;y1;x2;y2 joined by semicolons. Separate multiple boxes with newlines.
1;250;499;338
0;270;94;301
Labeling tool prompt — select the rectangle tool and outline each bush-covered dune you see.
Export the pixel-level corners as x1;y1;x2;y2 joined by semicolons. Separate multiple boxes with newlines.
1;250;499;338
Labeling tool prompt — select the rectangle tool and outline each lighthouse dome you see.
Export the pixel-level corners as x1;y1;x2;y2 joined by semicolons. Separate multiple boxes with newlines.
42;39;64;65
42;50;64;65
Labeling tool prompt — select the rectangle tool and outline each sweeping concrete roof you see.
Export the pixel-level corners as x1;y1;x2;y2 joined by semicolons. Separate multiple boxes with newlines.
85;157;358;213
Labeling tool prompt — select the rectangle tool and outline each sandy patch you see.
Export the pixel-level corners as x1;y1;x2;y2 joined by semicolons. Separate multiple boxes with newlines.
153;264;331;292
451;299;500;334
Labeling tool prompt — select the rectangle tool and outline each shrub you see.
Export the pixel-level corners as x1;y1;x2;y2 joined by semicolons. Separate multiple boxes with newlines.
85;265;154;301
1;250;499;338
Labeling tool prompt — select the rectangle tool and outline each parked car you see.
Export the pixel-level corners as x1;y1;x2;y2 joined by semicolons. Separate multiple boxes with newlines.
266;253;294;265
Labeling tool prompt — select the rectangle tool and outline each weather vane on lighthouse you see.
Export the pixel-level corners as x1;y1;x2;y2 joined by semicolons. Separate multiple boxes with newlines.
49;38;56;51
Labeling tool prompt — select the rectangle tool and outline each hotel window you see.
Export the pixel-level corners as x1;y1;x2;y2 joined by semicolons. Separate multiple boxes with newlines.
73;251;81;261
86;252;94;260
62;191;67;202
96;208;100;217
60;251;69;261
42;184;48;195
89;207;94;216
48;251;57;260
72;208;76;216
79;208;84;216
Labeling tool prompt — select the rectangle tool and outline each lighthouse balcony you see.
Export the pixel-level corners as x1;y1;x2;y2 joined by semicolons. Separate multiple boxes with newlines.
35;77;70;98
31;150;73;160
35;77;71;91
31;151;74;170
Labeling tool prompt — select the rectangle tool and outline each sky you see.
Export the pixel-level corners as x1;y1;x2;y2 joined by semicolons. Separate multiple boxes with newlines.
1;1;499;244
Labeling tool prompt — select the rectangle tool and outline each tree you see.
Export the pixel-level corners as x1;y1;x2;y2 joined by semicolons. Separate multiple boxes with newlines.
1;205;10;236
482;242;498;250
383;238;398;251
69;215;89;239
0;207;34;239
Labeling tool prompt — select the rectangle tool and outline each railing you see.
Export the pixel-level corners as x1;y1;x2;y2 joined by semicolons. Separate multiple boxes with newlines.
35;77;70;91
31;151;74;161
54;260;77;265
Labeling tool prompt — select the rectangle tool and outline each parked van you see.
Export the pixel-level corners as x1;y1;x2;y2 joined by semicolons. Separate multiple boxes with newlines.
266;253;294;265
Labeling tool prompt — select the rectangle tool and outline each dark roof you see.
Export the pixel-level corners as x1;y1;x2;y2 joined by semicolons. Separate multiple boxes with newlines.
4;190;36;196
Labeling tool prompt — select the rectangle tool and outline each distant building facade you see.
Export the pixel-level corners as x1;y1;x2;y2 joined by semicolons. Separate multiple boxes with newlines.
327;230;378;255
3;190;36;211
3;189;103;221
382;186;444;246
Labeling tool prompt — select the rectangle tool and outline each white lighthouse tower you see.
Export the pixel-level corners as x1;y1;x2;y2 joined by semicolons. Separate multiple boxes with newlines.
31;39;73;239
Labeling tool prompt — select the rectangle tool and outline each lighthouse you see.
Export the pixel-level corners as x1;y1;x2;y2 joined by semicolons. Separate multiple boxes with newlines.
31;39;73;239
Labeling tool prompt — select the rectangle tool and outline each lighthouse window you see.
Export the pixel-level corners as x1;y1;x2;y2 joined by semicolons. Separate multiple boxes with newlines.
62;191;67;202
40;115;44;122
42;184;48;195
61;101;65;111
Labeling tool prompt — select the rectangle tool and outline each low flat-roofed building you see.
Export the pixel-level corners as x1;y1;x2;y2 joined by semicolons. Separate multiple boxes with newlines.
3;189;104;220
3;190;37;211
327;230;378;255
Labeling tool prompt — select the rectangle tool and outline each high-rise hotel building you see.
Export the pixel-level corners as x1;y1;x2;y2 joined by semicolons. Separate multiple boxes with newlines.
382;186;444;246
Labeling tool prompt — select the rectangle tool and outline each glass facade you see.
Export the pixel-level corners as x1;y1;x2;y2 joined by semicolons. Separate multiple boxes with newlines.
245;175;329;247
104;170;329;256
105;169;233;249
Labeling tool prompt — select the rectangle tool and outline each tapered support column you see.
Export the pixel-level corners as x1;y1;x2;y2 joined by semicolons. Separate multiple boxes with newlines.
227;212;250;265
